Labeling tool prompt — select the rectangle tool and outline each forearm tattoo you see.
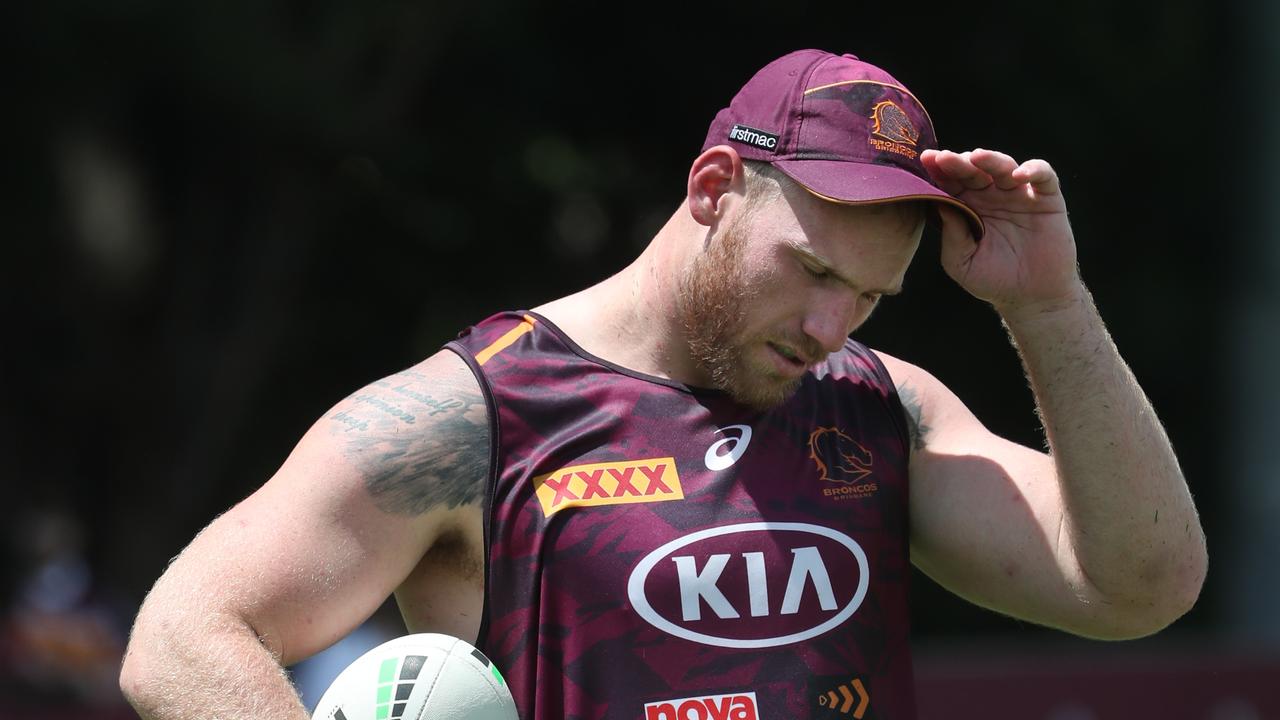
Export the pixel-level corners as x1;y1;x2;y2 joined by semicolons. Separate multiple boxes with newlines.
326;364;489;515
896;383;930;452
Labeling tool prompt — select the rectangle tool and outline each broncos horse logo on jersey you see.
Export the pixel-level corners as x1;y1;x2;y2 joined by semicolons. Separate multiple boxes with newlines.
807;427;874;484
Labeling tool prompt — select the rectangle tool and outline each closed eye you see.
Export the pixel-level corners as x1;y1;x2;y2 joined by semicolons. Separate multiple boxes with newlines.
793;251;901;300
801;262;830;280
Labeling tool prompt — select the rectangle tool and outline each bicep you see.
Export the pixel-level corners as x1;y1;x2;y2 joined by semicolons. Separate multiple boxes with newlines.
877;351;1106;635
142;349;489;664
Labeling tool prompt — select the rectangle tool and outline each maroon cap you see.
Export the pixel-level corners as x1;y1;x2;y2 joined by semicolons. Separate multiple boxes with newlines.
703;49;984;238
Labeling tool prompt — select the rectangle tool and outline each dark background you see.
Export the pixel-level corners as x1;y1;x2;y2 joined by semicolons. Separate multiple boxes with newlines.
3;1;1271;717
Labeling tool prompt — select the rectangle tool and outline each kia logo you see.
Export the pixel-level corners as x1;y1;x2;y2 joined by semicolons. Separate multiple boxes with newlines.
627;522;869;649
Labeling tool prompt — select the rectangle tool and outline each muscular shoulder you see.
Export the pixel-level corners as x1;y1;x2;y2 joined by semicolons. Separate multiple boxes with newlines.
871;348;1004;462
319;349;490;518
869;349;952;454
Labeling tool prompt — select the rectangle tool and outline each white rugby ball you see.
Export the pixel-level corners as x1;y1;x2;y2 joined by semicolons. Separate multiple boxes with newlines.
311;633;518;720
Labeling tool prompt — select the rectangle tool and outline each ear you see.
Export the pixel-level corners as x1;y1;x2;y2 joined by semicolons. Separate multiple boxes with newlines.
686;145;747;227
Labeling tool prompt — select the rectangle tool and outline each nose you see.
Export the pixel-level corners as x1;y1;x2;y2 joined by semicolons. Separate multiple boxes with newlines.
802;290;862;356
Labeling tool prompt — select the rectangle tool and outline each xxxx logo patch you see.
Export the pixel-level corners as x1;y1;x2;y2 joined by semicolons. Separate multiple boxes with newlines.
533;457;683;517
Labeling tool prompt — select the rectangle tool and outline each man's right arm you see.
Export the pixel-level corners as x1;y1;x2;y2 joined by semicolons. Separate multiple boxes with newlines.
119;349;489;720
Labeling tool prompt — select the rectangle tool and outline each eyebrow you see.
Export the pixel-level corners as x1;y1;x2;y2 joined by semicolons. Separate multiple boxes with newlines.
785;240;904;296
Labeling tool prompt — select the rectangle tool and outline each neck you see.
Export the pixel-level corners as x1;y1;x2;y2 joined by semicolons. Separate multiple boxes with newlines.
535;208;706;384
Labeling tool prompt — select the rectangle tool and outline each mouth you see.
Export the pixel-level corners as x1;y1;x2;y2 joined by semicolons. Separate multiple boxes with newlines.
767;342;809;372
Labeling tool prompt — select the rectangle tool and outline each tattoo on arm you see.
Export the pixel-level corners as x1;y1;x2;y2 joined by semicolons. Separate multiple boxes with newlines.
896;383;930;452
325;363;489;515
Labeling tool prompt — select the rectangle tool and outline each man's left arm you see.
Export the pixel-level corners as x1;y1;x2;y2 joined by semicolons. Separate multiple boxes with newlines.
897;148;1207;638
1003;275;1207;626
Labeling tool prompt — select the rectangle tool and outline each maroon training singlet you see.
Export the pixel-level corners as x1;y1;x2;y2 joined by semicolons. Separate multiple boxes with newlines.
447;311;914;720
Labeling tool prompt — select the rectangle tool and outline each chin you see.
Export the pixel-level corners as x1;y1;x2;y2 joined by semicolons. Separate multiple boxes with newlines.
693;340;805;410
723;370;803;410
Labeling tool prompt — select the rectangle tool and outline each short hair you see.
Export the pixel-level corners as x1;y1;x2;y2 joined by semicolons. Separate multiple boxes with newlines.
742;159;791;211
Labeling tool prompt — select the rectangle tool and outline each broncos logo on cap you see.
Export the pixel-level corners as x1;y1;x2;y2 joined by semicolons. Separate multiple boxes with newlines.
869;100;920;147
808;427;873;484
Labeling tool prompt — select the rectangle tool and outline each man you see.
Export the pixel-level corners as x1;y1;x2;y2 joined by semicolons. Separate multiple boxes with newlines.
119;49;1206;719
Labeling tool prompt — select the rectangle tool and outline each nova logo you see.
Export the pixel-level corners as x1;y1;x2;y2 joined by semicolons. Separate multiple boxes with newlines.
533;457;683;517
645;692;759;720
627;523;869;648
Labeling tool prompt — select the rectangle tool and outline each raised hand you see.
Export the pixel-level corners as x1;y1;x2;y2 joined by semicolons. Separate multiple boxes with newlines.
921;148;1082;317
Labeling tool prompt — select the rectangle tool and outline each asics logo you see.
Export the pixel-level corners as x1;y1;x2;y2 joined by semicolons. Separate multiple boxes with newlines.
705;424;752;470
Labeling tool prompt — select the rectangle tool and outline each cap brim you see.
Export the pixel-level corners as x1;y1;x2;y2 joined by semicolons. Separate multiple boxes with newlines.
771;159;985;240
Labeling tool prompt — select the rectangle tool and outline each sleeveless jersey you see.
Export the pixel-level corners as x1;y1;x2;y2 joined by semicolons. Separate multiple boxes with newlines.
447;311;915;720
